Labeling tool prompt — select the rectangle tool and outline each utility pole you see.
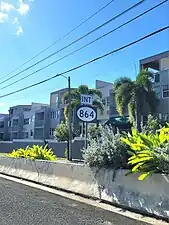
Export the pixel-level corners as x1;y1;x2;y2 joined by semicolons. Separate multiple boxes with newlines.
68;76;72;161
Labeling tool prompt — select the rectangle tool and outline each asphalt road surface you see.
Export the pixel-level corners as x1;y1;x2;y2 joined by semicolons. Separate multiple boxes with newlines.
0;178;152;225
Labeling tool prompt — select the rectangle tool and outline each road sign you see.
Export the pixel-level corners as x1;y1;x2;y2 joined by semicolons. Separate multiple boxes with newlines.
80;94;93;105
76;106;97;123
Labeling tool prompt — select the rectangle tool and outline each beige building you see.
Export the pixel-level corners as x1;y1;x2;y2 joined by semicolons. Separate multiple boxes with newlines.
140;51;169;121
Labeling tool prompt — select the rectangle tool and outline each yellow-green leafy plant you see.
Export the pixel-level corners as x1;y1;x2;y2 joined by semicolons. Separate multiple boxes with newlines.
9;145;56;161
121;125;169;180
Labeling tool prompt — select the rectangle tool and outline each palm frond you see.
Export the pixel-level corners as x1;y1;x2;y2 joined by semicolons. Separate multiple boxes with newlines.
114;81;135;116
78;85;89;94
113;77;133;91
128;94;136;122
136;69;154;91
62;90;80;104
93;99;104;112
62;92;69;104
88;89;102;98
71;99;80;109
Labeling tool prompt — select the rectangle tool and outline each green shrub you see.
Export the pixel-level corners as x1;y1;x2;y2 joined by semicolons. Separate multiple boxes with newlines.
82;126;129;169
142;114;162;133
121;126;169;180
9;145;56;161
88;124;102;140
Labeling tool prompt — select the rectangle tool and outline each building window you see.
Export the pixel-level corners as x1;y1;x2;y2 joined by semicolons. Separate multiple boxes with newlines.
50;128;55;136
154;86;161;99
10;109;13;115
24;132;29;139
8;121;11;127
106;97;110;106
13;119;18;125
30;130;33;137
51;111;58;119
12;132;17;139
154;73;160;83
55;94;59;107
24;118;30;125
0;133;3;140
162;85;169;98
24;108;31;112
0;121;4;128
31;115;35;123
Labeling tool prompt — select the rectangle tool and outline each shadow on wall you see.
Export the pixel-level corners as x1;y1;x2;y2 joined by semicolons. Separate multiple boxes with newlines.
91;168;169;220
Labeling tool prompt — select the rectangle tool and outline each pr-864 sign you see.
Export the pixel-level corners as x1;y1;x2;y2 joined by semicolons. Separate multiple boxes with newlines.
76;106;97;122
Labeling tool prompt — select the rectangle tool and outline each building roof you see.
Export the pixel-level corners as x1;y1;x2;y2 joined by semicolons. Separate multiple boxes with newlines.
140;51;169;65
9;105;31;109
50;88;68;95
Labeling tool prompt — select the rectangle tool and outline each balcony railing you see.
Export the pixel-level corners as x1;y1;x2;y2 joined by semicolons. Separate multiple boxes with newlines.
35;120;44;127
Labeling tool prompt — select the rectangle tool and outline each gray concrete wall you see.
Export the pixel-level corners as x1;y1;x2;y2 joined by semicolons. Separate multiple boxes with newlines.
0;140;84;159
0;158;168;220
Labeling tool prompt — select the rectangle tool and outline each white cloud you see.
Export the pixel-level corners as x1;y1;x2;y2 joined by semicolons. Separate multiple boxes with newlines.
17;2;30;15
0;12;8;23
16;25;23;35
0;0;35;35
12;17;24;35
0;2;15;12
0;102;6;107
12;17;18;24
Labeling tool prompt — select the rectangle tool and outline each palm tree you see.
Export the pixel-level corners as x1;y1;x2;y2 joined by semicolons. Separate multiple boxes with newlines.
113;69;157;131
63;85;103;120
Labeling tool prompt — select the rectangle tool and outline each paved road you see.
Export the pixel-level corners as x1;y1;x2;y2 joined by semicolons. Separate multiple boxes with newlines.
0;178;151;225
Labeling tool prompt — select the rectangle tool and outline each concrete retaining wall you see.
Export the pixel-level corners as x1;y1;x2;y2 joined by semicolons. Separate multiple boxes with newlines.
0;157;168;220
0;139;84;159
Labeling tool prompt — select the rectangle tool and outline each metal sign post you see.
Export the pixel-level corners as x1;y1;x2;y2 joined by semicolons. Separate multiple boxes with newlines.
85;122;88;149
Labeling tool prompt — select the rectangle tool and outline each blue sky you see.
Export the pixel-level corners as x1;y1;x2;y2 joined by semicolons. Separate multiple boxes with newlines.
0;0;168;113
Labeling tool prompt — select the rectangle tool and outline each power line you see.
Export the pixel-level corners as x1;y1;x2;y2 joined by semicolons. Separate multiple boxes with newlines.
0;0;116;81
0;0;146;86
0;26;168;99
0;0;166;90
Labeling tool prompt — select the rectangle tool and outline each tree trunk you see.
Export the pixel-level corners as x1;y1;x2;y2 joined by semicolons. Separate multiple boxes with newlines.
135;98;141;132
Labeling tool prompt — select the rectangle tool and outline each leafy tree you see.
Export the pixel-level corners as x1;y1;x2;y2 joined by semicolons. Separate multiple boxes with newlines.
54;121;69;142
114;70;157;131
54;121;78;142
63;85;103;120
